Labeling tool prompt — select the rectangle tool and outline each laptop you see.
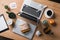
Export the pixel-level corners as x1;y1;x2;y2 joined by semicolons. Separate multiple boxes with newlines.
20;0;47;22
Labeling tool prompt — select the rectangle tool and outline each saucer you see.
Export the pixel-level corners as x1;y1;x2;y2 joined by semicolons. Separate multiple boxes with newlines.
44;8;54;18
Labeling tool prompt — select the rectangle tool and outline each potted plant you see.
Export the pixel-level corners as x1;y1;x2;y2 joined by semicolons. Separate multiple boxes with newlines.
6;11;16;19
4;5;10;11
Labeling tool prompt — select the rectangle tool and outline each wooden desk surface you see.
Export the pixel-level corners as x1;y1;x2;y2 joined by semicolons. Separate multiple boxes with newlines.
0;0;60;40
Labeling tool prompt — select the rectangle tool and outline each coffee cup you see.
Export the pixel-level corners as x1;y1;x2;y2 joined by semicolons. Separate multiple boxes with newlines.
44;8;54;18
7;19;13;26
36;31;41;36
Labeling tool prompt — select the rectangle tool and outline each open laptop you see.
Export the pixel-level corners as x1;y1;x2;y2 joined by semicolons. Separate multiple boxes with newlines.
20;0;47;22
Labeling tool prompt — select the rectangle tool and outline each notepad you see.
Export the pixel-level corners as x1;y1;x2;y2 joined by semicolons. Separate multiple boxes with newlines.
0;14;8;33
12;19;37;40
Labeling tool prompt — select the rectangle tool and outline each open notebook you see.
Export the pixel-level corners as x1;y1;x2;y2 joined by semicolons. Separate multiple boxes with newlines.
12;19;37;40
0;14;8;33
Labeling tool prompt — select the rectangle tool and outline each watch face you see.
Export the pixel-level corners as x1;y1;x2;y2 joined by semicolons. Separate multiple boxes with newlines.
22;4;41;18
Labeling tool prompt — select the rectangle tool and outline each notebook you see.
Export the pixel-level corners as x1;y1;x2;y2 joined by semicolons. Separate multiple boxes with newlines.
12;19;37;40
0;14;8;33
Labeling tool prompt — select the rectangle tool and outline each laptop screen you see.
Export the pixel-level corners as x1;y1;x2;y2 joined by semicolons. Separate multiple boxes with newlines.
22;4;41;17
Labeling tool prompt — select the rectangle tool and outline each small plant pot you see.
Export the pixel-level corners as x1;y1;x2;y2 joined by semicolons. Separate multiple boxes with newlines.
4;5;10;11
6;12;16;19
42;20;48;26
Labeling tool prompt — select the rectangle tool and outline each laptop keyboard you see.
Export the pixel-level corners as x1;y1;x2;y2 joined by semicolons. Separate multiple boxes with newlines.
22;4;41;17
20;12;37;22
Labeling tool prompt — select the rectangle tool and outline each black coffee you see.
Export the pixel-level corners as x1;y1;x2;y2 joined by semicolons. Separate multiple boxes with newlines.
47;10;52;16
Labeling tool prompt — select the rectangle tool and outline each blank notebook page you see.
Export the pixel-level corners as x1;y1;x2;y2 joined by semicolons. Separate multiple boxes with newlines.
0;16;8;32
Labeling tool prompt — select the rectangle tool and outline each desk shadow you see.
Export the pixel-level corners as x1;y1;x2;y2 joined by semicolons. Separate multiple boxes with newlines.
0;36;14;40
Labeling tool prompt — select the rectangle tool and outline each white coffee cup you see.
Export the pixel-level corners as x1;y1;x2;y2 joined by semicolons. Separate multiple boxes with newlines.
7;19;13;26
44;8;54;18
36;31;41;36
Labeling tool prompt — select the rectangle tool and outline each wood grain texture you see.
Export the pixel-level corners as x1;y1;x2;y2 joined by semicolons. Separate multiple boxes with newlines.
0;0;60;40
